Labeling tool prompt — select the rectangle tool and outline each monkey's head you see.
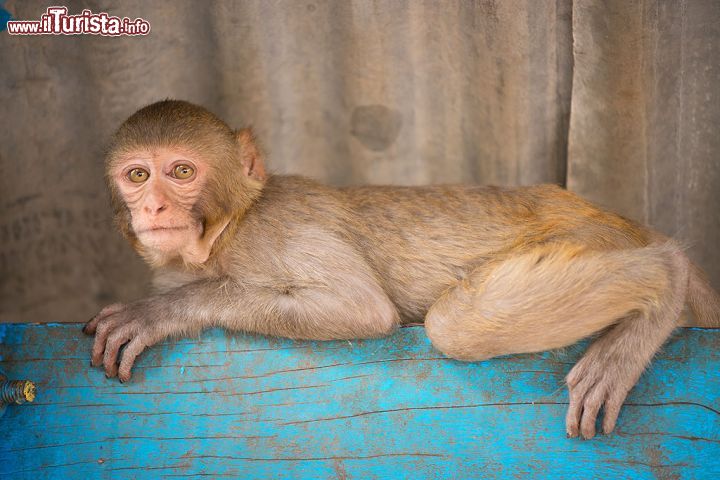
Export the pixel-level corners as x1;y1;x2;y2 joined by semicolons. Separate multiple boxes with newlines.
106;100;266;267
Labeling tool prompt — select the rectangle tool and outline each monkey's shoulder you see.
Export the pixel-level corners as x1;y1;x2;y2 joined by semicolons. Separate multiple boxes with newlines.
219;181;367;280
240;176;356;231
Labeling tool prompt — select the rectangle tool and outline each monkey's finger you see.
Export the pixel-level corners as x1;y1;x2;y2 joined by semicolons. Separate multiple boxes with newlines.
580;388;606;439
103;326;133;378
601;390;628;435
82;311;104;335
92;317;121;367
84;303;125;335
566;372;598;438
565;388;584;438
118;337;147;383
566;362;587;389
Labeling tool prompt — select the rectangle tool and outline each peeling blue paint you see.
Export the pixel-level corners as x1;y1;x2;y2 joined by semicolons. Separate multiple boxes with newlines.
0;324;5;362
0;324;718;479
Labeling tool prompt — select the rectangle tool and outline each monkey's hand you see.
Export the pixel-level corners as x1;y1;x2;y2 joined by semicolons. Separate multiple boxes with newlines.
83;299;184;383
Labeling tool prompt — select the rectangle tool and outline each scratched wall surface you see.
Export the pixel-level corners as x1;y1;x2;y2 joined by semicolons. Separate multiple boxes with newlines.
1;325;718;479
1;1;719;325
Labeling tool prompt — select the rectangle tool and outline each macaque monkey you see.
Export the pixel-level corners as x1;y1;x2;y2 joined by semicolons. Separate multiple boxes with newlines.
84;100;720;440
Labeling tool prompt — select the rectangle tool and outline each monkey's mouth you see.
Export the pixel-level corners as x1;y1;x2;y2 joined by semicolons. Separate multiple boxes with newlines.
136;226;190;234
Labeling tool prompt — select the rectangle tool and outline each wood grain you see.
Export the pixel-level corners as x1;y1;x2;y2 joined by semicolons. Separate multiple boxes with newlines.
1;324;718;479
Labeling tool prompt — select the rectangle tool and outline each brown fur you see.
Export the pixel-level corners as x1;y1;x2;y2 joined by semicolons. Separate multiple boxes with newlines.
86;100;720;440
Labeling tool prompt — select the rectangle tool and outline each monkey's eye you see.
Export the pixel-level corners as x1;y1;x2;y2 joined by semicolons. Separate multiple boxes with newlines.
172;164;195;179
128;168;150;183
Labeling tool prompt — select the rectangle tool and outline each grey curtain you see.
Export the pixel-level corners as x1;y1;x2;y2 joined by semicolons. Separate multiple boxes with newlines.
1;0;718;325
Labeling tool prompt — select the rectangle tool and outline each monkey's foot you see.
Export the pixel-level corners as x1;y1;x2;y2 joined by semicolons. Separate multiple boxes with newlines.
564;349;638;439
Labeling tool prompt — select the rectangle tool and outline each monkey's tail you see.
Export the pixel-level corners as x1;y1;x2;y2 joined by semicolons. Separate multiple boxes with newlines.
687;262;720;327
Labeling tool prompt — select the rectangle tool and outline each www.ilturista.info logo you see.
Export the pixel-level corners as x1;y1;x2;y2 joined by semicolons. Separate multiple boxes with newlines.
6;6;150;36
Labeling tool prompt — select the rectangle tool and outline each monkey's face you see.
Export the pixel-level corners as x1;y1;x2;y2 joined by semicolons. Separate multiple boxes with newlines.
110;147;207;254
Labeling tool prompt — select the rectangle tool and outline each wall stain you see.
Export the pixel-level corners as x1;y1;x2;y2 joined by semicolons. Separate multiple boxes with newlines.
350;105;403;152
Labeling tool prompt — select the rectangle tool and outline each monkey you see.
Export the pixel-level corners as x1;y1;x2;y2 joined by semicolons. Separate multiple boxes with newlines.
84;100;720;440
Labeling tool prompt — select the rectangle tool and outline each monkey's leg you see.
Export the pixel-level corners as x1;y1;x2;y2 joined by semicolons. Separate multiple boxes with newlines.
424;243;689;439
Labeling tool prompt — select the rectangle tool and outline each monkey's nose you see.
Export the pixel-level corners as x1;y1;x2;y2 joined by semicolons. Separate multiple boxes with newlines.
144;203;168;215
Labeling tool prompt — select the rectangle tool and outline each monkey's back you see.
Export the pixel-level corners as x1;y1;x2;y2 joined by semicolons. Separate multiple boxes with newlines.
340;182;651;321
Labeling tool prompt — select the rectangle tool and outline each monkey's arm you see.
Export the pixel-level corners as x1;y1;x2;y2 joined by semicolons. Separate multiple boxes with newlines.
84;250;399;382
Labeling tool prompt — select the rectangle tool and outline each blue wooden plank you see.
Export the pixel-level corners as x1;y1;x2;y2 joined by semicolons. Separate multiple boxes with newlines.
0;324;718;479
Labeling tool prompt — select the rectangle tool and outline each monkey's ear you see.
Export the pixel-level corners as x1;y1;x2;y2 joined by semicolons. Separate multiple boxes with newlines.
236;128;267;182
